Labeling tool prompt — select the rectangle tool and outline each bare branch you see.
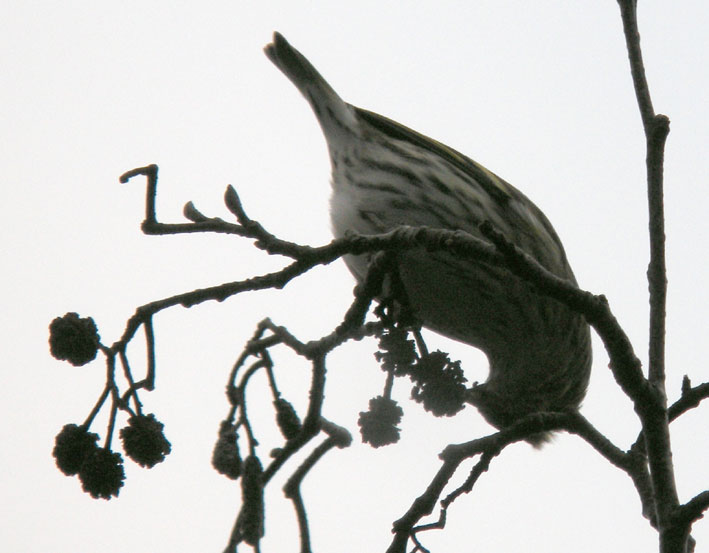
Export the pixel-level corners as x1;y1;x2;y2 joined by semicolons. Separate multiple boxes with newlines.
617;2;681;551
679;491;709;528
283;433;349;553
117;167;656;422
387;411;639;552
646;116;670;389
616;0;655;129
616;0;671;389
669;380;709;422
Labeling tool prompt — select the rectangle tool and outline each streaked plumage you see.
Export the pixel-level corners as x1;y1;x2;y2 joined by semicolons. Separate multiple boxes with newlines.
265;32;591;445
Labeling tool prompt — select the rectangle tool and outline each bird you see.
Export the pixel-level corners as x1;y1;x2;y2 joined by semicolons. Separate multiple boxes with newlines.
264;32;591;445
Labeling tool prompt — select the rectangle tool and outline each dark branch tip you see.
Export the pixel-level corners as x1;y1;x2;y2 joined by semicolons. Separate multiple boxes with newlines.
183;201;208;222
681;375;692;396
225;185;248;221
119;164;158;184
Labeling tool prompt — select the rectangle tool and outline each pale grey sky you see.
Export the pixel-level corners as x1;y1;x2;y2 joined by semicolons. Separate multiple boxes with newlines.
2;2;708;552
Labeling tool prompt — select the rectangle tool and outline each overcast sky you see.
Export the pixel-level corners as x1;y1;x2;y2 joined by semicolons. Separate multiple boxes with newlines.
2;2;708;552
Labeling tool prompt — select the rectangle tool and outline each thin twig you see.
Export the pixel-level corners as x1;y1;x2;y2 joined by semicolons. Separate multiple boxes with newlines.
616;0;655;129
617;2;680;551
386;411;636;553
646;116;670;388
668;381;709;422
283;435;344;553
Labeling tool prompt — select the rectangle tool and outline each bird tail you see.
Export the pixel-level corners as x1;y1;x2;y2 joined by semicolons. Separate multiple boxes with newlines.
264;32;358;143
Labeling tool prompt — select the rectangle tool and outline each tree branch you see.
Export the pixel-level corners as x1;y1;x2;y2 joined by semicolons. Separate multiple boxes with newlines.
668;380;709;422
616;0;655;130
386;411;642;553
283;426;351;553
617;2;679;551
678;491;709;529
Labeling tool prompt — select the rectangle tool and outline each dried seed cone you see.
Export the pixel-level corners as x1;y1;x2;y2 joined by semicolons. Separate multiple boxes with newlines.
265;33;592;445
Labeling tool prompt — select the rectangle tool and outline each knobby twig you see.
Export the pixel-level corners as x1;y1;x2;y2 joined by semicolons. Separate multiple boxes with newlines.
120;165;649;414
616;2;686;551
